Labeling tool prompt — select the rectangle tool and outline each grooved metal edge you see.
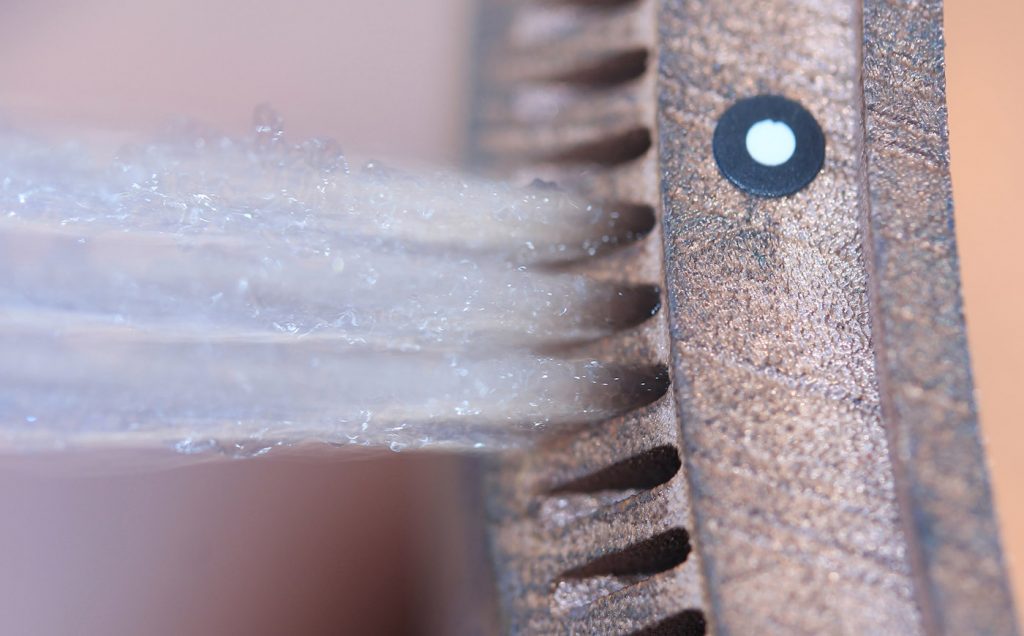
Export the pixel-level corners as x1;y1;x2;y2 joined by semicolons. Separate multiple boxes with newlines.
471;0;711;633
470;0;1018;633
657;0;1017;633
861;1;1019;633
659;0;916;632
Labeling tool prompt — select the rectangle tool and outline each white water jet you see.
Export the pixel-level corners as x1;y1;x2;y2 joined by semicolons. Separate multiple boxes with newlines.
0;108;659;455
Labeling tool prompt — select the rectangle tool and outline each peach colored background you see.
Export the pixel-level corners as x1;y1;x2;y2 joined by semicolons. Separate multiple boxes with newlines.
0;449;480;635
0;0;1019;630
945;0;1024;618
0;3;480;634
0;0;473;163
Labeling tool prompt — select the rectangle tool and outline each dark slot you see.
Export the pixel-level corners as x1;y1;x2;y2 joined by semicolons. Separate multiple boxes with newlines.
605;202;657;242
541;126;651;166
550;445;681;494
614;363;671;411
544;0;641;8
631;610;708;636
561;527;690;579
601;284;662;331
550;49;648;88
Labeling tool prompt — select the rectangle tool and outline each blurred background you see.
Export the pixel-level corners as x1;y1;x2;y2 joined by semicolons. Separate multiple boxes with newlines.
0;0;1019;632
945;1;1024;623
0;2;485;634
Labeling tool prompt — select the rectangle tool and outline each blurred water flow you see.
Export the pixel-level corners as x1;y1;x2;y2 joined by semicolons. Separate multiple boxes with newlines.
0;109;658;455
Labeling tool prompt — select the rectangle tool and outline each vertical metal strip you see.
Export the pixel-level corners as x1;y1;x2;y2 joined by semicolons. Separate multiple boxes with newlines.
657;0;923;632
861;1;1019;633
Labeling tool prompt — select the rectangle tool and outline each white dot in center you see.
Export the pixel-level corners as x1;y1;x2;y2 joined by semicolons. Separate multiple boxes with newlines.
745;119;796;167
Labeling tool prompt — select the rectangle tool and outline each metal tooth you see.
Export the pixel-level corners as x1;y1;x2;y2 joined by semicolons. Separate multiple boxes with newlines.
494;0;651;77
491;488;699;632
490;45;649;89
502;0;647;48
544;480;689;547
489;409;677;521
492;475;684;552
502;151;656;202
497;556;707;634
563;566;707;633
477;81;647;129
491;488;692;604
474;0;705;631
476;120;651;167
529;398;680;491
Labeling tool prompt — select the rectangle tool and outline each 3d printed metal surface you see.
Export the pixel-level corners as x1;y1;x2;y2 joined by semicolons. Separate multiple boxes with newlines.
471;0;1018;633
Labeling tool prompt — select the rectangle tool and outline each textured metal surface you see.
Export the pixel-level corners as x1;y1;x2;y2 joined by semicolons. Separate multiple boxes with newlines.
473;1;707;633
471;0;1018;633
861;1;1018;633
658;0;921;631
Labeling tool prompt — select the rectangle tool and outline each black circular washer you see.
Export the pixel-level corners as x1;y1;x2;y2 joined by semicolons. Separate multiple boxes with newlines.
712;95;825;197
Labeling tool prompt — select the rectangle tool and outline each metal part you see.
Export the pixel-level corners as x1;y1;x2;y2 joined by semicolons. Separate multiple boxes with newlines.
471;0;1018;633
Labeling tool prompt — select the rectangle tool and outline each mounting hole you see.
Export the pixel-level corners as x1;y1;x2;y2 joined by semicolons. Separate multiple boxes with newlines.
713;95;825;197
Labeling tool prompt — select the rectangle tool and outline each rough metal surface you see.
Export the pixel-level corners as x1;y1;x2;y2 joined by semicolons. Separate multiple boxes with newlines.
862;1;1018;633
472;0;1018;633
473;1;708;633
657;0;923;632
